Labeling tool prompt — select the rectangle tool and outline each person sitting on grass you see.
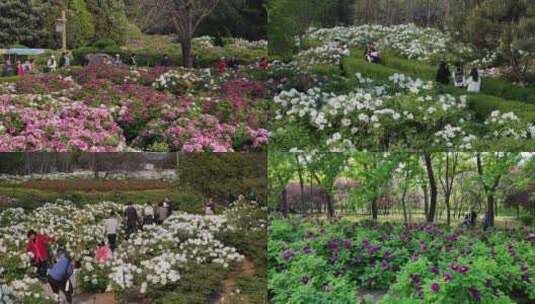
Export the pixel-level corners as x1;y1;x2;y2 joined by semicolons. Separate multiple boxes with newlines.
436;61;450;85
452;64;466;88
47;248;74;304
465;68;481;93
204;197;215;215
26;229;55;281
95;241;113;263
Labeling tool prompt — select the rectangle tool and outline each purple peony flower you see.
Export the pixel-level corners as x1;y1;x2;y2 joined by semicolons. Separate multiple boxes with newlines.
431;282;440;292
521;273;530;282
381;260;390;270
343;239;352;249
410;273;420;283
468;287;481;302
282;249;294;261
458;265;469;274
328;240;339;251
368;245;380;255
444;272;452;283
301;276;309;285
431;266;439;274
303;245;312;255
362;239;370;247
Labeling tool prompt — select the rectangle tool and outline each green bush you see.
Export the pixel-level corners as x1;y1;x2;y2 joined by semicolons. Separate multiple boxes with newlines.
93;38;117;49
519;215;534;226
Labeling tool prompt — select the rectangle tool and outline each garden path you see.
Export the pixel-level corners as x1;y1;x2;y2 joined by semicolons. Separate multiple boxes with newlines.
214;256;256;304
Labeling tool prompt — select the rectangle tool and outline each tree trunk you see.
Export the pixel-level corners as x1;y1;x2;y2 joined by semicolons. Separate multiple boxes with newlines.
445;194;451;226
296;155;306;214
371;198;378;220
424;153;437;223
326;193;335;219
422;183;429;218
181;39;193;68
488;193;495;227
401;186;408;224
282;188;288;217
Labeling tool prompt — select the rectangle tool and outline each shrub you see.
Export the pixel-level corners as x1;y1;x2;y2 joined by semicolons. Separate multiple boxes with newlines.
519;215;534;226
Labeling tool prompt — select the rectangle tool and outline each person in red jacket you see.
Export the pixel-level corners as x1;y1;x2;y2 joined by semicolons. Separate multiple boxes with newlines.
216;57;227;74
259;57;269;70
26;230;54;280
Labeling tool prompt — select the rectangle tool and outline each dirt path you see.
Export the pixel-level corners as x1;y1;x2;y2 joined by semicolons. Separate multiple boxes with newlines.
41;282;118;304
214;257;256;304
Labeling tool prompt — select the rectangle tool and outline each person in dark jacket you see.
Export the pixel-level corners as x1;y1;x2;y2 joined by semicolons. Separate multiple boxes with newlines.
123;203;139;238
161;54;172;67
436;61;450;84
47;249;74;304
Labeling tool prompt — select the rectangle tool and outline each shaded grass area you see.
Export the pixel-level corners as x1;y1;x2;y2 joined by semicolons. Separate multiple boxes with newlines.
0;186;203;213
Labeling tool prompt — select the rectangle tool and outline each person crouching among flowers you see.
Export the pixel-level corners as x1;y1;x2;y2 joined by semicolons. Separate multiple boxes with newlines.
26;229;55;281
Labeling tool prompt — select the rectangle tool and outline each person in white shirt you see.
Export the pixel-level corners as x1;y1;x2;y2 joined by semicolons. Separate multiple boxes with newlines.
47;55;57;72
466;68;481;93
103;213;119;252
143;203;155;225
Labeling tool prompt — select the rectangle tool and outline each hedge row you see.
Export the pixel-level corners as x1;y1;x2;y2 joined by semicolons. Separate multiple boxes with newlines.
0;187;203;214
71;45;267;68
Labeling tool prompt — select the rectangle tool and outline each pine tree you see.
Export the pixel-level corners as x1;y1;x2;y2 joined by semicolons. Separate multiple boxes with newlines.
0;0;34;47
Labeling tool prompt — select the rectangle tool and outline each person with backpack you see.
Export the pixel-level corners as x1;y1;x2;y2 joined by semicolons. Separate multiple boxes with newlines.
466;68;481;93
123;203;139;238
47;249;74;304
103;212;119;251
26;230;55;281
452;64;466;88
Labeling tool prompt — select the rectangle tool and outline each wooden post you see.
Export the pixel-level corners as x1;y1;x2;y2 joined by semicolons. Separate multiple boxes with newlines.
62;10;67;52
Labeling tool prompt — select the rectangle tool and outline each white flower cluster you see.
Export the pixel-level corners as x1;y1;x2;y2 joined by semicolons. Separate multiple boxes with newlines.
296;43;351;65
0;170;177;185
227;38;268;49
305;24;473;62
485;111;528;139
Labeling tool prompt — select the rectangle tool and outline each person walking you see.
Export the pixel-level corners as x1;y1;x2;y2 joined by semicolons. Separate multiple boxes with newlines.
143;202;155;225
128;54;137;66
1;59;12;77
124;203;139;238
103;212;119;252
26;230;54;281
47;55;57;72
16;61;25;76
47;249;74;304
466;68;481;93
157;202;168;224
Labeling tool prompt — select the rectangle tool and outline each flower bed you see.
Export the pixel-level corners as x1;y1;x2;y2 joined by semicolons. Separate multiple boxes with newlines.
269;217;535;303
0;199;266;302
1;38;270;152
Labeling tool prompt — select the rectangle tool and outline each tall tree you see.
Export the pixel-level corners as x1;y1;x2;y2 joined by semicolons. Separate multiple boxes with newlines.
475;152;520;227
436;152;460;226
268;152;297;217
141;0;220;67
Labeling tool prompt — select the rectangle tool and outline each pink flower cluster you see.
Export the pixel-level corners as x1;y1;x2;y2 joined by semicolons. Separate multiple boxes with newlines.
16;75;74;94
0;97;125;152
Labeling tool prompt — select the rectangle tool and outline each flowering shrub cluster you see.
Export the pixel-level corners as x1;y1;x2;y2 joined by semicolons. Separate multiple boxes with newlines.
304;24;473;62
0;199;264;300
269;217;535;303
1;44;270;152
